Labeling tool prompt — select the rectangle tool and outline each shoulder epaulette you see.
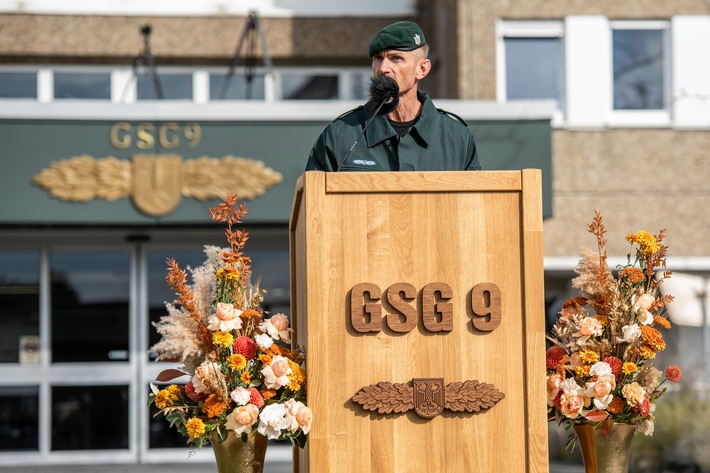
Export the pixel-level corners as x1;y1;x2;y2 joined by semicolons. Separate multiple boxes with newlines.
335;105;364;122
437;108;469;127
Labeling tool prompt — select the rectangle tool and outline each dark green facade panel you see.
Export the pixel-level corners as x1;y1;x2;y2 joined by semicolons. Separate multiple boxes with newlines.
0;118;551;224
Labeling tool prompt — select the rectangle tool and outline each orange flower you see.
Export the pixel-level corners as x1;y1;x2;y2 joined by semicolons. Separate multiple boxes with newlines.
259;353;272;365
606;396;625;414
665;365;682;383
287;359;305;392
620;267;645;284
240;372;252;385
640;325;666;351
546;346;567;370
241;310;262;323
260;388;277;401
638;345;656;359
653;316;671;329
202;393;228;418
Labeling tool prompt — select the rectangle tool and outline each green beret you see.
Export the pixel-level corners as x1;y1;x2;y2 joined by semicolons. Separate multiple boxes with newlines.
368;21;426;57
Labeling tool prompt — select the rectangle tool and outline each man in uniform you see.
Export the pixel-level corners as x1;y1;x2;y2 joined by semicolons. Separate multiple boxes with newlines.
305;21;481;172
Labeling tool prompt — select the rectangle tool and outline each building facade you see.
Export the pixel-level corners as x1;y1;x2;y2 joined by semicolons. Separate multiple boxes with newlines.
0;0;708;468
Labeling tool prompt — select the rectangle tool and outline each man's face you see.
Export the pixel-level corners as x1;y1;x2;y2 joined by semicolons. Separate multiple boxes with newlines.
371;49;430;96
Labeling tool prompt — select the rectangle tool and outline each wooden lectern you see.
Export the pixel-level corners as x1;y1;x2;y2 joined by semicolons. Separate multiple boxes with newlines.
289;170;549;472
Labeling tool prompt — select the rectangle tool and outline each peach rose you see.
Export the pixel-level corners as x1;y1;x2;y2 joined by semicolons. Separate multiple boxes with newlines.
285;399;313;435
207;302;243;332
546;374;563;406
622;382;646;407
575;317;603;345
260;313;292;342
585;375;616;409
560;394;586;419
226;404;260;435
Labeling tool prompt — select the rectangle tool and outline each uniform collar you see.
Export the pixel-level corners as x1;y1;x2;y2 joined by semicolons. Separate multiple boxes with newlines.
364;90;433;148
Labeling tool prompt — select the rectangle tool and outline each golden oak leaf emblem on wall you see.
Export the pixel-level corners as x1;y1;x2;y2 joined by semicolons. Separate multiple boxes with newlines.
32;154;283;217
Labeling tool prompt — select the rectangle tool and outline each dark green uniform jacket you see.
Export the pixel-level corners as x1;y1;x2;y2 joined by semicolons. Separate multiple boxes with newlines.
305;91;481;171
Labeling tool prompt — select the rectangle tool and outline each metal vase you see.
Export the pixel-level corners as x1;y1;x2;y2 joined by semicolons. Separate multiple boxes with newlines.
573;423;636;473
211;432;268;473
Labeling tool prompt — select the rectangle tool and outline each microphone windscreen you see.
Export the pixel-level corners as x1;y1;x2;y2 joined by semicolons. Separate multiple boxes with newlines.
367;76;399;115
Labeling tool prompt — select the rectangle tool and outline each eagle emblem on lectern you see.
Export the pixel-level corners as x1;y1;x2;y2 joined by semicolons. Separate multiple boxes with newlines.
352;377;505;419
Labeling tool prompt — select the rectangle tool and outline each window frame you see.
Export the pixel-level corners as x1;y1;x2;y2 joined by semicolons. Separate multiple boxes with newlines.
496;20;565;122
608;20;672;127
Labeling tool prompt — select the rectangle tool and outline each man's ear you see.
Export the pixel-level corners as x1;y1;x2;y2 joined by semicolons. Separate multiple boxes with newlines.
417;58;432;80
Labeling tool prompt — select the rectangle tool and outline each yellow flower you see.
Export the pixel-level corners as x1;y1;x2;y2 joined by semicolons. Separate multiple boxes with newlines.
575;365;590;377
287;359;305;392
154;388;178;409
228;354;247;370
622;362;638;375
579;350;600;364
240;372;252;385
185;417;206;439
167;384;181;396
212;331;235;348
626;231;659;256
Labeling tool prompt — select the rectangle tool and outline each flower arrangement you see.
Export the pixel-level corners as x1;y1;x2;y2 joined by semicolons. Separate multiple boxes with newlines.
149;194;311;449
547;212;681;442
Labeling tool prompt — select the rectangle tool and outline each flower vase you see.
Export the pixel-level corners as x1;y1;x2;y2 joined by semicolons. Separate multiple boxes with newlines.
573;423;636;473
211;432;268;473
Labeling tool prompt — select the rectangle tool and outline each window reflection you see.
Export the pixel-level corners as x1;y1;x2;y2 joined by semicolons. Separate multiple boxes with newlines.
0;251;40;363
52;385;129;450
54;73;111;100
0;386;39;451
505;37;562;102
0;73;37;98
613;29;665;110
51;251;130;363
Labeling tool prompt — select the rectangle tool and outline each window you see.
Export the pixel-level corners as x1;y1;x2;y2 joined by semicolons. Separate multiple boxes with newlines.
137;72;193;100
50;251;130;363
612;22;670;110
209;73;266;100
498;21;564;109
0;251;40;364
0;386;39;451
54;72;111;100
282;74;338;100
505;38;562;101
0;72;37;98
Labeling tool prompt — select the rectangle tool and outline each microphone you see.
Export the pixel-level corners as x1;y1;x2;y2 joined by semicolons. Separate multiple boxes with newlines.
336;76;399;171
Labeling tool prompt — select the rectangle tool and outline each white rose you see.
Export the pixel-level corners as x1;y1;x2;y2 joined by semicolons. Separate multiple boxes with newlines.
589;361;612;378
255;333;274;349
637;309;654;326
258;403;291;440
230;386;251;406
634;293;655;311
618;324;641;343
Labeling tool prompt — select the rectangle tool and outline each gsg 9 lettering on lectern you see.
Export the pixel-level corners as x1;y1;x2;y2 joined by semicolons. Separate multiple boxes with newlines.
349;282;502;334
